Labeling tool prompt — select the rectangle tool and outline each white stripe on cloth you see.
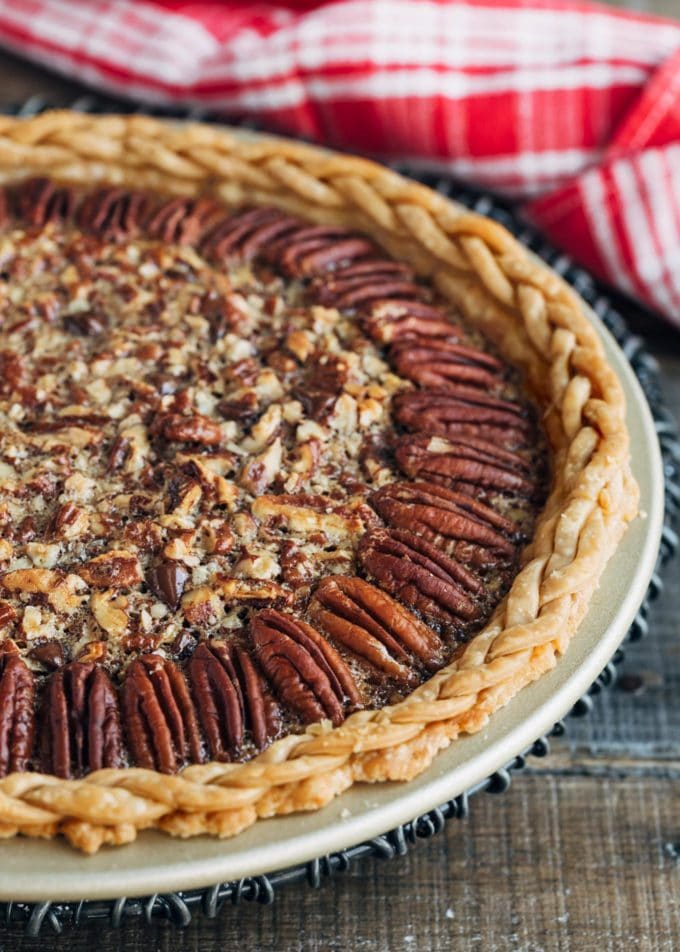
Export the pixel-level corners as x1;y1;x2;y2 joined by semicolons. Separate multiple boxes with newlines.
610;157;678;315
637;150;680;306
579;166;636;298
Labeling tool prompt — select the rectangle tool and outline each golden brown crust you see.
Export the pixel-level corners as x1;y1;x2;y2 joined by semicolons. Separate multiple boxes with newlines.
0;112;638;852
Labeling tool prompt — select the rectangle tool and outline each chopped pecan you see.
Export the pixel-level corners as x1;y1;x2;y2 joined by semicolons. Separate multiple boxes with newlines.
45;502;89;540
369;482;516;569
310;576;443;683
202;293;241;343
0;601;16;629
189;640;281;758
63;310;109;336
123;518;164;552
252;493;372;542
395;434;534;497
203;518;234;555
0;653;35;776
238;438;282;494
28;639;65;670
147;560;190;610
90;590;128;638
77;550;143;589
292;353;348;422
170;629;198;660
122;655;203;773
217;391;261;425
390;338;505;389
40;662;123;778
76;640;107;664
181;586;222;627
358;529;482;626
251;609;362;726
1;568;86;613
154;412;223;446
392;387;534;447
217;577;292;608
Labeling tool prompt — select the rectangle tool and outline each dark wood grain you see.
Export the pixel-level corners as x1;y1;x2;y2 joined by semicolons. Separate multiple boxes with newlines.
0;47;678;952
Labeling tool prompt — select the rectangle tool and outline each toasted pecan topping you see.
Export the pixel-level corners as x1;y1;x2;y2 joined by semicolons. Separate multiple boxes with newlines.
0;180;545;773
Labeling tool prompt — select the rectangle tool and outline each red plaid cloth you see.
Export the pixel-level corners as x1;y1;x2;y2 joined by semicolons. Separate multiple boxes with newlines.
1;0;679;325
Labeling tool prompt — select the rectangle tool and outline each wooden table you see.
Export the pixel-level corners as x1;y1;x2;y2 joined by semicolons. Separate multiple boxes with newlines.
0;44;678;952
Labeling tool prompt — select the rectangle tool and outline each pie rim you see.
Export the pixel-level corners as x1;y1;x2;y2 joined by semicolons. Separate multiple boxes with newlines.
0;112;639;853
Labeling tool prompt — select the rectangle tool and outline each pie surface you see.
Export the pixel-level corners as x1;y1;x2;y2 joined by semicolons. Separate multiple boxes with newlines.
0;114;637;853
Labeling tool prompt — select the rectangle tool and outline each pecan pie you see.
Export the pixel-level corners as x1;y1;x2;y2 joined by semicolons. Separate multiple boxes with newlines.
0;114;637;853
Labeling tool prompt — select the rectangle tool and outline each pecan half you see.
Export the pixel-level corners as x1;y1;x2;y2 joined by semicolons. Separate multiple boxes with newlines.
13;177;74;227
363;300;457;343
251;609;362;726
370;482;516;568
0;653;35;776
392;387;534;447
77;187;148;241
40;662;123;778
390;338;505;389
395;434;534;498
201;207;300;263
146;195;224;246
264;224;375;277
309;576;443;683
311;258;422;309
358;529;482;626
189;641;281;758
122;655;203;773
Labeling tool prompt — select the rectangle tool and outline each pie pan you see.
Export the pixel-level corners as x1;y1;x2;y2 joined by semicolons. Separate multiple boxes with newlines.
0;290;663;902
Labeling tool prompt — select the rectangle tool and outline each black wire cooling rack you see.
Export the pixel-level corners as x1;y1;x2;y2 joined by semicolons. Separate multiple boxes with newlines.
0;98;678;936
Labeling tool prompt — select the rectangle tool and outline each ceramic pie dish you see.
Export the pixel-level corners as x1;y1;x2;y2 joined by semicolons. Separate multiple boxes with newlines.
0;113;639;857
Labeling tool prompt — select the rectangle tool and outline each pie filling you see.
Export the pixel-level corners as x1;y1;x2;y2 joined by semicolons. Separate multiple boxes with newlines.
0;179;547;778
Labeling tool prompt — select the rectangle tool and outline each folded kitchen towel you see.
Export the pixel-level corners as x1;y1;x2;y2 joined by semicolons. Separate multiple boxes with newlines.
0;0;678;325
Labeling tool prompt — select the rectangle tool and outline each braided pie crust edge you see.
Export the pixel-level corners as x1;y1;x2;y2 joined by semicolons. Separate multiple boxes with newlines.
0;113;638;853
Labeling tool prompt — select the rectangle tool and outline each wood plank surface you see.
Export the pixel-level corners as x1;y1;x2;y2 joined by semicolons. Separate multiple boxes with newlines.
0;19;678;949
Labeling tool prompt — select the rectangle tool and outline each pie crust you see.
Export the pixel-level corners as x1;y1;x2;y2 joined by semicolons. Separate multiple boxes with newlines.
0;113;638;853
